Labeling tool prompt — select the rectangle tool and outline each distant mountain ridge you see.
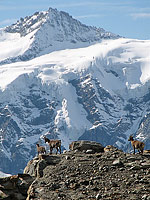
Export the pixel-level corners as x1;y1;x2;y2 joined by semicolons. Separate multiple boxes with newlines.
1;7;120;64
4;8;119;39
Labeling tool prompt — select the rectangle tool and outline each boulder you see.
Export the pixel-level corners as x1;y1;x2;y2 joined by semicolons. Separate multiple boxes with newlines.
112;159;124;167
23;158;39;177
69;140;104;153
24;155;61;177
144;150;150;153
104;145;119;152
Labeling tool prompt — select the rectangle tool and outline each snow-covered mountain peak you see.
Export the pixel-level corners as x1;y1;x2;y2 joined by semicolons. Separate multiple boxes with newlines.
0;7;120;65
4;7;119;39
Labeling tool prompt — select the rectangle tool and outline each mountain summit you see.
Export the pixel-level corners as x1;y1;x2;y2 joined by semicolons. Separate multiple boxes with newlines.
1;7;120;64
0;8;150;175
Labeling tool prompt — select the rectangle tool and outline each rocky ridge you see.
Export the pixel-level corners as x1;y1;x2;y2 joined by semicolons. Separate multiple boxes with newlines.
0;141;150;200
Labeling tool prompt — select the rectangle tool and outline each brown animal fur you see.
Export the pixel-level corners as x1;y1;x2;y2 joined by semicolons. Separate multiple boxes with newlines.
128;135;145;154
36;144;46;155
43;136;61;154
69;142;73;151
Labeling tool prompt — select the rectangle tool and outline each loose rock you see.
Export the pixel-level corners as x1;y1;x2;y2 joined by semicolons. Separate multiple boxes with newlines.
1;143;150;200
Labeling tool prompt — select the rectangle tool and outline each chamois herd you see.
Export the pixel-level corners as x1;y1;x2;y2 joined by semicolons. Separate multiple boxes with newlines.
36;136;61;155
36;135;146;155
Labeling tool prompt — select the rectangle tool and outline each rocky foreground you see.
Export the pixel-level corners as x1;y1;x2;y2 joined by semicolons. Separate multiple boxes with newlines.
0;141;150;200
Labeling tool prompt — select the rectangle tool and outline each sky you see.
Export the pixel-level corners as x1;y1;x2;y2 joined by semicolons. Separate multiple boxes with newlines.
0;0;150;40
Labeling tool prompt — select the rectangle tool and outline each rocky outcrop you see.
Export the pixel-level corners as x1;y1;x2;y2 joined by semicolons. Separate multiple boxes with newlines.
25;149;150;200
24;155;61;178
1;141;150;200
104;145;120;152
69;140;104;153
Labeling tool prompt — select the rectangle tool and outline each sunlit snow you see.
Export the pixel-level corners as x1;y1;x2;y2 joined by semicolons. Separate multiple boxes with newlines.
0;38;149;96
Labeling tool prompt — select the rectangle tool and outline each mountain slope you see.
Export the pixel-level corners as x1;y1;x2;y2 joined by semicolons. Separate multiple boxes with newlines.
0;8;150;174
0;37;150;174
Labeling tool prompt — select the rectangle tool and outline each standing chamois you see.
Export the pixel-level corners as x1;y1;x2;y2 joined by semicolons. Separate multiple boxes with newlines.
36;144;46;155
43;136;61;154
128;135;145;154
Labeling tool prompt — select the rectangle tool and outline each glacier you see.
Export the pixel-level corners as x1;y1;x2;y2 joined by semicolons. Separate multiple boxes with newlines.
0;7;150;174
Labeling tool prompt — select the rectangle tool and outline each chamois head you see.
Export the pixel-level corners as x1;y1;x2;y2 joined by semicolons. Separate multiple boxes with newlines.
43;136;50;143
128;135;134;141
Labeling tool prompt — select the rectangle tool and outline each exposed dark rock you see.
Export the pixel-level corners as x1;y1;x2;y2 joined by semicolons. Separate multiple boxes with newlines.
0;174;34;200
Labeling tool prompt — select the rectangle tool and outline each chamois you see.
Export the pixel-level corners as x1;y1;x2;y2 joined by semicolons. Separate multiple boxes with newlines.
36;144;46;155
128;135;145;154
43;136;61;154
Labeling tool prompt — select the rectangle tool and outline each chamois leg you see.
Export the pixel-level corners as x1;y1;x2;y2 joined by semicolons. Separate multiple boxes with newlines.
56;147;58;154
138;149;141;154
50;147;53;154
59;147;61;154
140;148;143;154
134;146;135;154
